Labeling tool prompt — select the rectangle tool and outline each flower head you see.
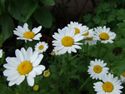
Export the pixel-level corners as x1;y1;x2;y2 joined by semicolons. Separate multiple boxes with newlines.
94;74;123;94
13;23;42;42
88;59;109;80
35;42;48;53
68;21;89;35
83;29;97;45
3;47;45;86
94;26;116;43
52;27;84;55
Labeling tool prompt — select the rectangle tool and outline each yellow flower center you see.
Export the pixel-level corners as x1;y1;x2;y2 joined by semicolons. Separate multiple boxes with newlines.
99;32;109;40
61;36;74;47
43;69;51;77
33;85;39;91
23;31;35;39
83;32;89;36
38;45;44;50
102;82;114;92
122;72;125;77
75;28;80;34
93;65;102;73
17;60;33;75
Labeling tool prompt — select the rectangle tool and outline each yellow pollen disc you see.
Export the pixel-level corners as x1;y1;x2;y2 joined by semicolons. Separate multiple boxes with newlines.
99;32;109;40
83;32;89;36
17;60;33;75
102;82;114;92
75;28;80;34
39;45;44;50
85;37;93;41
93;65;102;73
23;31;35;39
61;36;74;47
122;72;125;77
43;69;51;77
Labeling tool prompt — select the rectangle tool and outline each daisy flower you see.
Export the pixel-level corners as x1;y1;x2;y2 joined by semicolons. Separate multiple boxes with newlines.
94;26;116;43
94;73;123;94
35;42;48;53
88;59;109;80
68;21;89;35
3;47;45;86
0;49;3;58
83;29;97;45
13;23;42;42
120;72;125;83
52;27;84;55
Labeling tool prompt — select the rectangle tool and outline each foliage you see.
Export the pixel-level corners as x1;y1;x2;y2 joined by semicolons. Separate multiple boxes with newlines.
0;0;54;47
83;0;125;77
0;0;125;94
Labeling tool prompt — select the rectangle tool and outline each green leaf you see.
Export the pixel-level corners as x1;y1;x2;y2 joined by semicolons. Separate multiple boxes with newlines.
112;59;125;76
116;9;125;21
0;0;5;15
0;14;14;47
41;0;55;6
34;8;53;28
8;0;37;22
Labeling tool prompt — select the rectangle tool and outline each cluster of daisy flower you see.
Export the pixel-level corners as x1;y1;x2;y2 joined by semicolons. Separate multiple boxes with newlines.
52;21;116;55
0;21;119;93
88;59;123;94
3;23;49;87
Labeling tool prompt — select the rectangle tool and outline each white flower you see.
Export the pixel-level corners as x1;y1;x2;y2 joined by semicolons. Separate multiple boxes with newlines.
13;23;42;42
120;72;125;83
52;27;84;55
83;29;97;45
94;26;116;43
88;59;109;80
0;49;3;58
35;42;48;53
3;47;45;87
68;21;89;35
94;74;123;94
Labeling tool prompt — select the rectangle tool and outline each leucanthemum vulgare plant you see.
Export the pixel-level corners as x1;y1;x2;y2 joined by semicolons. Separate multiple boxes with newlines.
1;0;125;94
0;21;124;94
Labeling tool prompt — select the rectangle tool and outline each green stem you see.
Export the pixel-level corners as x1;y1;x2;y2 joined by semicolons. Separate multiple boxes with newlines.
79;77;90;91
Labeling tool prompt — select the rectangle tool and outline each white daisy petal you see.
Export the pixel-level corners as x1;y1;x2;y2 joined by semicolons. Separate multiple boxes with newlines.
32;26;42;34
27;76;34;86
23;23;29;31
16;75;25;85
33;54;43;66
34;65;45;75
15;49;24;62
33;33;42;40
